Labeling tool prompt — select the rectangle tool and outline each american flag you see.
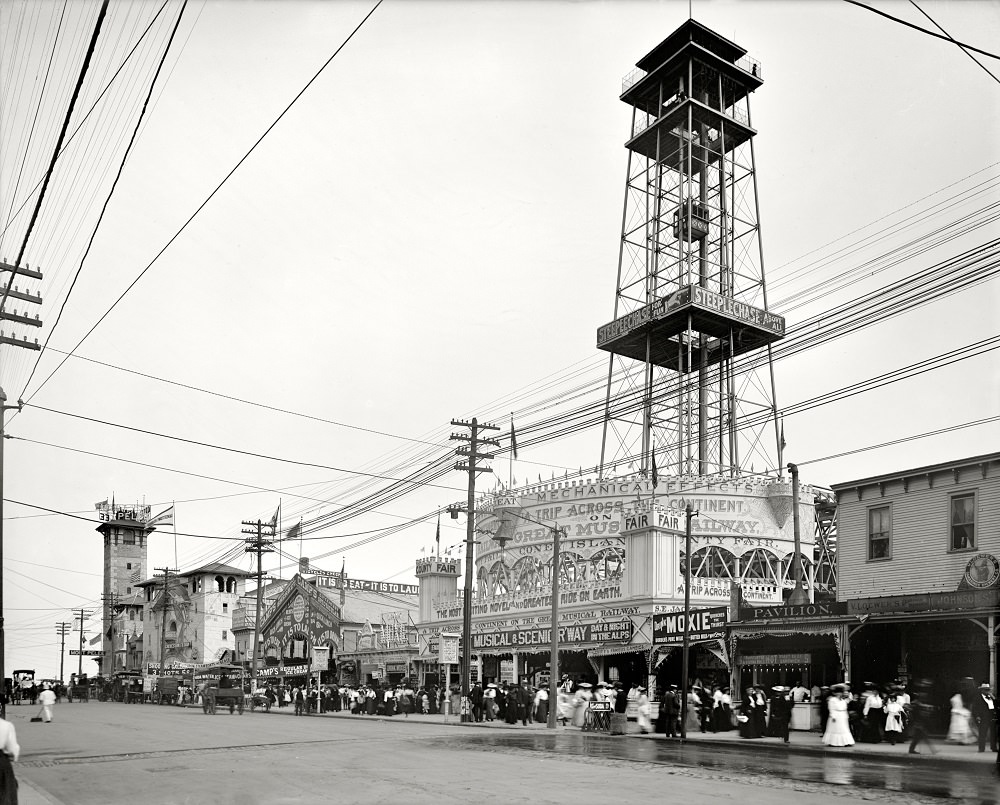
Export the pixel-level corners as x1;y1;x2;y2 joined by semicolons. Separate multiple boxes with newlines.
130;568;141;583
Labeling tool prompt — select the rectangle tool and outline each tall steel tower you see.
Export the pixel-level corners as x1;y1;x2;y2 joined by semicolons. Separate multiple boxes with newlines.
598;20;784;478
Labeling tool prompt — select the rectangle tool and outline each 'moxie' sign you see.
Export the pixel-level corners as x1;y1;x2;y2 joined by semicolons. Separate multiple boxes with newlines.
652;606;728;643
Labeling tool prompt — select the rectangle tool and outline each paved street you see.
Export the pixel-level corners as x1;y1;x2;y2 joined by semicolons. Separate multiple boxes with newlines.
7;702;998;805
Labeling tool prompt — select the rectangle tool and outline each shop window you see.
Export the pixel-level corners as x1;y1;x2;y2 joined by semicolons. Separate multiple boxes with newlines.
950;492;976;550
868;505;891;560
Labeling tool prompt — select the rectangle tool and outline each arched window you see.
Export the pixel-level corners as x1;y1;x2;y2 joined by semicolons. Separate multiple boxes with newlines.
487;561;510;597
476;566;489;599
226;576;237;593
779;553;813;587
740;548;781;586
168;620;177;634
589;548;625;582
681;546;737;579
215;575;225;592
510;557;543;593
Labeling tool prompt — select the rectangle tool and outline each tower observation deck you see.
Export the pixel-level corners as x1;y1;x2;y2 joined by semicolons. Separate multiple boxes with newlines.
599;19;784;478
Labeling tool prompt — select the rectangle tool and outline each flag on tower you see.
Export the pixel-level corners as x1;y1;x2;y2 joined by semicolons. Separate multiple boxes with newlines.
651;447;659;488
435;513;441;556
510;413;518;460
780;419;787;452
130;567;141;583
147;505;174;528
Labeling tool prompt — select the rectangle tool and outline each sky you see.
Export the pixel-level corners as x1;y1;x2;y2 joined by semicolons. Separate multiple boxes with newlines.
1;0;997;679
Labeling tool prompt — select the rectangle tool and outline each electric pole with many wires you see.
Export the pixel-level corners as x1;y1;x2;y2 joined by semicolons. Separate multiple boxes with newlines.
243;517;275;694
450;417;499;721
55;622;70;682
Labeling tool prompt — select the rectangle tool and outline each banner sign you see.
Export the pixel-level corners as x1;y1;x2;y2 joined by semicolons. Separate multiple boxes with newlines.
300;558;419;595
653;607;728;643
94;501;152;523
471;620;634;650
69;649;104;656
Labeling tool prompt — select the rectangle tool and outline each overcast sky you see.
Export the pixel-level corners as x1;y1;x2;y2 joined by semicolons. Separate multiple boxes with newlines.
1;0;997;677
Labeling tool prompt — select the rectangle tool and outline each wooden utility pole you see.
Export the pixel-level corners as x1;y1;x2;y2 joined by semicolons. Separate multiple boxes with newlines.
450;417;499;722
154;568;177;673
73;608;92;677
55;622;70;682
242;518;274;694
101;593;118;675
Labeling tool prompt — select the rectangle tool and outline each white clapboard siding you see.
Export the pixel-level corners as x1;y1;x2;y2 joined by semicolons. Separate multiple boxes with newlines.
834;459;999;600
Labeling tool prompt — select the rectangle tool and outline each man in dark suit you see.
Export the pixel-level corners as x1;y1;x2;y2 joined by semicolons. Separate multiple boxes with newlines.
470;681;484;722
768;686;794;744
971;682;997;753
658;685;680;736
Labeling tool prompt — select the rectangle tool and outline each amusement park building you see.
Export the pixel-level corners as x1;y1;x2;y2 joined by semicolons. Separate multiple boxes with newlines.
412;472;834;696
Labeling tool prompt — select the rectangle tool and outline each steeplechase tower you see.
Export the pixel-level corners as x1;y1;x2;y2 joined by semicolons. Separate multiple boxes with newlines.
598;19;784;478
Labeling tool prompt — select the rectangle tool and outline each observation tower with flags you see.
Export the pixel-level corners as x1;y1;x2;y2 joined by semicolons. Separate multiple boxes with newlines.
597;19;784;479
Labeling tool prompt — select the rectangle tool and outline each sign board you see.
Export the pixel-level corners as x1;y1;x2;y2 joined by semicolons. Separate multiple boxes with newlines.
743;601;847;620
471;620;633;650
652;607;728;643
589;701;613;711
439;633;460;665
385;662;407;674
69;650;104;656
301;559;419;595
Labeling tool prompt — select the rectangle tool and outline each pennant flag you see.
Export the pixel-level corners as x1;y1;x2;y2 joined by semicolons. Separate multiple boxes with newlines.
435;513;441;556
147;505;174;528
780;419;787;452
651;448;658;488
510;413;518;460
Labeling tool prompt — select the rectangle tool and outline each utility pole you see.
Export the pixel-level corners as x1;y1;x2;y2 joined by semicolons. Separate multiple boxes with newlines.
73;608;92;677
547;524;564;729
55;622;70;682
787;463;809;606
100;593;118;674
242;518;274;694
154;568;178;675
0;259;44;719
680;503;698;740
450;417;499;722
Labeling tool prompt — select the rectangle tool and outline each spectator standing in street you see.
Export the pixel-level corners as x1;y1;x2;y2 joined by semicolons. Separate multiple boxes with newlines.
768;686;793;744
38;685;56;723
636;686;652;734
821;684;854;747
470;682;484;723
906;681;937;755
972;682;997;753
0;714;19;805
884;691;905;745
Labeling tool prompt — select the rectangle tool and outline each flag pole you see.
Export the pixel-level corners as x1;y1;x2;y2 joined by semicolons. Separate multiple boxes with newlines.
172;501;177;569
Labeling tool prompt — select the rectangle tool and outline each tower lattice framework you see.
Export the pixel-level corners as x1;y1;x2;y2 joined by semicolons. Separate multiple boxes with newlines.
598;20;784;478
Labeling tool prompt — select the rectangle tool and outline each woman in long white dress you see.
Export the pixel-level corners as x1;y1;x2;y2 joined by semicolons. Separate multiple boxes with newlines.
822;686;855;747
636;686;652;734
946;692;976;744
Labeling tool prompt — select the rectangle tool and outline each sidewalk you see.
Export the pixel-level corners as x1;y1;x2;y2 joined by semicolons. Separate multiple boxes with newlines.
261;705;1000;768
